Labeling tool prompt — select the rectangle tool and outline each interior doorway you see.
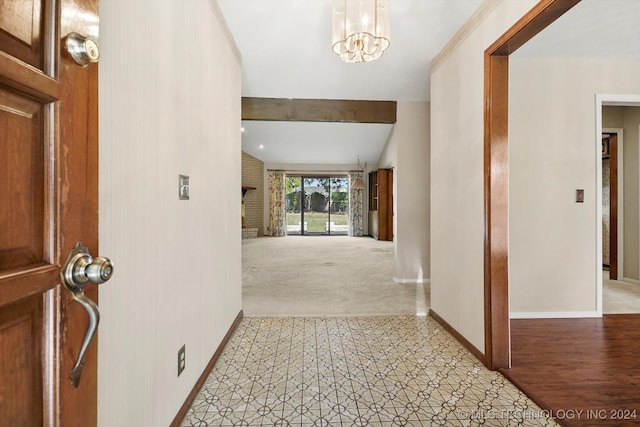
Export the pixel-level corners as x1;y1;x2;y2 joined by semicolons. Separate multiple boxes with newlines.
600;103;640;315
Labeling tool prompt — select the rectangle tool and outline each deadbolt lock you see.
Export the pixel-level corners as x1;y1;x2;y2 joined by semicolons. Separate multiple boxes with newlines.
65;32;100;67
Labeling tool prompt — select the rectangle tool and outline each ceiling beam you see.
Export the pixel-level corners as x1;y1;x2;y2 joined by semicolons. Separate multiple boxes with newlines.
242;97;397;124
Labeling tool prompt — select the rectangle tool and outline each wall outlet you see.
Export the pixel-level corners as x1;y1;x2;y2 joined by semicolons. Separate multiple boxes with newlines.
178;345;186;376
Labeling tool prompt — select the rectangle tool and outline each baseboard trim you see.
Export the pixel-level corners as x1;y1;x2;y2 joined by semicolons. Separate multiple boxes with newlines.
170;310;244;427
510;311;600;319
429;309;485;364
622;277;640;284
393;277;431;284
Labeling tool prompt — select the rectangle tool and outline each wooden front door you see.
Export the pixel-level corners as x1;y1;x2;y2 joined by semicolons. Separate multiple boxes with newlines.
0;0;100;425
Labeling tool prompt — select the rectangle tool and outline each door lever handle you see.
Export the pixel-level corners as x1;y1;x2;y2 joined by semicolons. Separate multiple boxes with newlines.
61;241;113;387
68;291;99;387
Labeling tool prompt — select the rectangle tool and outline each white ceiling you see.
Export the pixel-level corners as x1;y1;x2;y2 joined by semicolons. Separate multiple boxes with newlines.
242;121;393;164
217;0;484;164
220;0;640;165
515;0;640;59
218;0;485;101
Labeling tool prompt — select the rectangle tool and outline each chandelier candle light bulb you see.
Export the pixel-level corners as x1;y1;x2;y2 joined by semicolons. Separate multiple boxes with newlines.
332;0;390;63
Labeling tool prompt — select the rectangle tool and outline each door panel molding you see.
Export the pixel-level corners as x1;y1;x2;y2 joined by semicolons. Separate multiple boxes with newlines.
0;52;61;100
0;85;46;271
0;294;44;426
0;0;46;69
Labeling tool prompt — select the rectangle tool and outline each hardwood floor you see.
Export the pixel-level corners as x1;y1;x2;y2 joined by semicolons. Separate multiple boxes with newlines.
501;315;640;426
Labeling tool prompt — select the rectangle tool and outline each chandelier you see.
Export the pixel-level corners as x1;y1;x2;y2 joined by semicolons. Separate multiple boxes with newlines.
332;0;390;63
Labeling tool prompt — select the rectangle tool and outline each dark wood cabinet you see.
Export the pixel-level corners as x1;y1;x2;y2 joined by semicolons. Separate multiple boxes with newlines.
368;169;393;241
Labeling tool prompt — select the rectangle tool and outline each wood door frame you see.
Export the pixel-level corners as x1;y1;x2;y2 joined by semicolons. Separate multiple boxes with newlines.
484;0;581;370
377;169;390;241
601;131;621;282
607;133;619;279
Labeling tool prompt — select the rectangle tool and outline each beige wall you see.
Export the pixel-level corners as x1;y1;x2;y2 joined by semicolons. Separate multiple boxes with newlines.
603;106;640;281
430;0;538;351
603;106;625;128
242;151;265;235
377;126;396;169
378;101;430;283
509;58;640;316
98;1;242;426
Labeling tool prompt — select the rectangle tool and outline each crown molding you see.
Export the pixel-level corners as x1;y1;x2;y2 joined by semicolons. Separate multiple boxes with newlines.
431;0;502;74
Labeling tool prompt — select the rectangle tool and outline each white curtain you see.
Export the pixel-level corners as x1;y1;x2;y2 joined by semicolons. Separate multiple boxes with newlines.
348;172;364;237
268;171;286;237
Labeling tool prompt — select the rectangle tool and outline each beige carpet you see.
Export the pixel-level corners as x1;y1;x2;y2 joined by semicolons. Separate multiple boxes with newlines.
242;236;429;316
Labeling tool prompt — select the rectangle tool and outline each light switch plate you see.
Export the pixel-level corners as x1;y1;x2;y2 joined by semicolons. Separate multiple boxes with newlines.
576;189;584;203
179;175;190;200
178;344;186;376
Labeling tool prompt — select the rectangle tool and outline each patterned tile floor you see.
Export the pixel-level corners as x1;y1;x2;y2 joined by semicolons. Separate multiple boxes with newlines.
181;317;558;427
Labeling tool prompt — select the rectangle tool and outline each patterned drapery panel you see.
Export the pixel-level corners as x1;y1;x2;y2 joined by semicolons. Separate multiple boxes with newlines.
269;171;286;237
348;172;364;237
